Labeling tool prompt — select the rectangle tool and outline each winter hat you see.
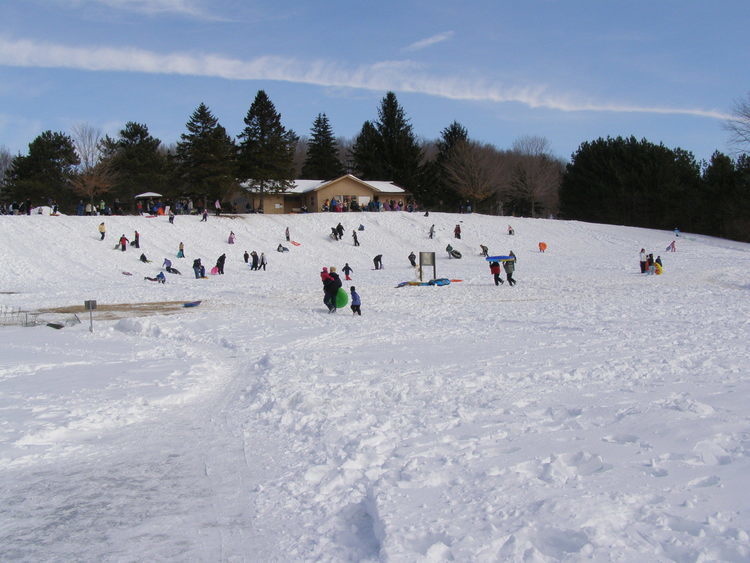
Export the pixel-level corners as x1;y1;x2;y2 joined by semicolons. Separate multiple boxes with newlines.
350;286;356;292
322;267;328;272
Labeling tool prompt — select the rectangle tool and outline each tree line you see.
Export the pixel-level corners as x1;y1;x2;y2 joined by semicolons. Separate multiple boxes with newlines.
1;89;748;242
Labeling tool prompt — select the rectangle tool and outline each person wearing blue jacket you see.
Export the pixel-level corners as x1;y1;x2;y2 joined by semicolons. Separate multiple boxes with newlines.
350;286;361;315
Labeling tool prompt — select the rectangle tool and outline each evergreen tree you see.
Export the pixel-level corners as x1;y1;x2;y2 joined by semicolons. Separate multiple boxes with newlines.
428;121;470;209
560;136;700;230
101;122;167;209
700;151;750;241
301;113;344;179
375;92;423;191
237;90;298;208
4;131;79;208
350;121;383;179
173;103;236;203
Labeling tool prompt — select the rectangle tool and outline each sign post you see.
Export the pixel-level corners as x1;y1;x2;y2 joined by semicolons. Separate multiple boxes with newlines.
84;300;97;333
419;252;436;282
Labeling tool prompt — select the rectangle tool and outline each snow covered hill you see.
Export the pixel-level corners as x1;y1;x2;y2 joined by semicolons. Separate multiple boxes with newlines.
1;211;749;561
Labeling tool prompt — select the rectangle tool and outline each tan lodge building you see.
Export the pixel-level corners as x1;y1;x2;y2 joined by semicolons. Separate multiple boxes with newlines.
237;175;409;214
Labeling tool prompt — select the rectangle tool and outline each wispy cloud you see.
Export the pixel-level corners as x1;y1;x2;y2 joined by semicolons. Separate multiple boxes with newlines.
404;31;455;51
0;37;730;120
62;0;220;19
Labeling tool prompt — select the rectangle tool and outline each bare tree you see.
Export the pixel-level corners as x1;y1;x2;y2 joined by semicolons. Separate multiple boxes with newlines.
442;140;510;207
336;136;355;175
0;145;12;194
293;136;308;177
72;123;104;172
726;92;750;151
70;160;115;203
510;136;563;217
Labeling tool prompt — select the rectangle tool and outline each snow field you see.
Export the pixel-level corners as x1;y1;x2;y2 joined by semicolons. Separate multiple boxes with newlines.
0;211;749;561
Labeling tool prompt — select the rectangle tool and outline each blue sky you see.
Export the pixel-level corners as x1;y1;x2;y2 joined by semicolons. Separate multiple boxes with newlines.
1;0;747;162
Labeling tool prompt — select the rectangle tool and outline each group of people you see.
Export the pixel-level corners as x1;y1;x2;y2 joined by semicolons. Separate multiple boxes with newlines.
243;250;267;270
320;266;361;315
488;252;517;286
639;249;664;275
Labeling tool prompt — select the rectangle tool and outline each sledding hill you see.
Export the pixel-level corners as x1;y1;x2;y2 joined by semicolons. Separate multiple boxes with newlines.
1;210;746;311
1;211;750;561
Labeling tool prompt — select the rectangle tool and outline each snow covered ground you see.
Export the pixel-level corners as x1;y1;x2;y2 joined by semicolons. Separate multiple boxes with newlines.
0;210;749;562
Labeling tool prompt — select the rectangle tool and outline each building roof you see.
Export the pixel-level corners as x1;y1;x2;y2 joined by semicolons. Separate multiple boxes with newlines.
244;175;406;195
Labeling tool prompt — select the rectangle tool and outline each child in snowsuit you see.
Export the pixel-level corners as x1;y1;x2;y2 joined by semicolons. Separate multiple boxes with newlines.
99;222;106;240
489;261;503;286
193;258;204;278
177;242;185;258
503;257;516;286
342;263;353;280
454;224;461;239
132;230;140;248
408;252;417;267
373;255;383;270
228;231;235;244
350;286;361;316
480;245;489;257
140;253;150;263
244;251;249;263
259;253;267;271
215;253;226;275
119;235;128;251
352;230;360;246
144;272;166;283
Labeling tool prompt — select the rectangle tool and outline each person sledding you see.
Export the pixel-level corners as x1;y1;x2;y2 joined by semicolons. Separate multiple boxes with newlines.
408;251;417;267
277;244;289;252
144;272;166;284
162;258;180;274
139;253;151;263
446;244;461;259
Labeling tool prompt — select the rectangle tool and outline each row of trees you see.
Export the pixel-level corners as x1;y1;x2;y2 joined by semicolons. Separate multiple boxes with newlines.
560;137;750;242
2;90;749;241
0;90;563;217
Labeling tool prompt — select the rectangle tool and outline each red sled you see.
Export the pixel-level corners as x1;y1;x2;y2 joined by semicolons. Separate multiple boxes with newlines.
210;266;219;275
290;241;301;246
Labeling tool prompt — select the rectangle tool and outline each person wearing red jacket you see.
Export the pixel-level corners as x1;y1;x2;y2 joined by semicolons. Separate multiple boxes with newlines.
489;261;503;286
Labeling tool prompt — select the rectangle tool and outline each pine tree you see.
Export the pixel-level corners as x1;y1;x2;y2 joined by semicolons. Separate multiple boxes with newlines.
173;103;236;203
237;90;298;208
375;92;423;191
101;122;167;208
301;113;344;179
350;121;383;179
5;131;79;208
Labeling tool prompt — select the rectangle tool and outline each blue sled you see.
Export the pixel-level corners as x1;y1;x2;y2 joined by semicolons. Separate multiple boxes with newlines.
486;255;514;261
